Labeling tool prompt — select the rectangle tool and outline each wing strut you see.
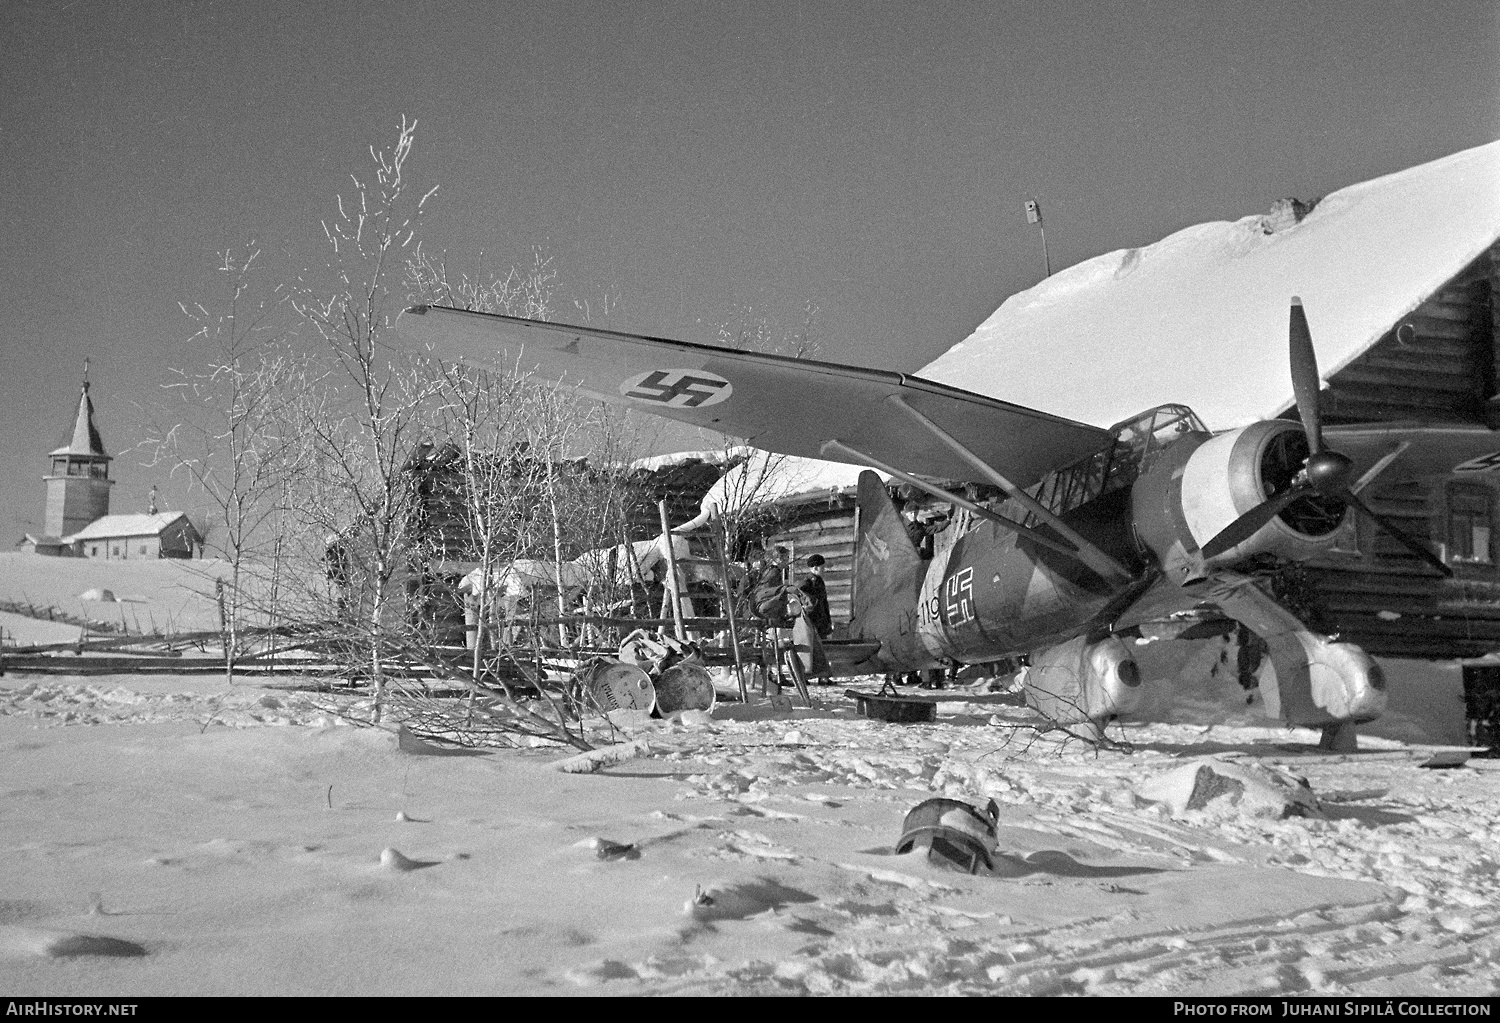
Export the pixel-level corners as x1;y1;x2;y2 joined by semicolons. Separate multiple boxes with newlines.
1352;440;1411;495
819;439;1081;560
884;395;1135;585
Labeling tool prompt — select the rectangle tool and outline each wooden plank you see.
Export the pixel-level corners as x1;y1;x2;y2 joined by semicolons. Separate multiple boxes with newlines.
1351;336;1478;362
1374;323;1479;347
1363;337;1478;362
1310;575;1448;598
1329;381;1478;406
1326;378;1476;402
1333;368;1478;395
1328;615;1500;641
1319;591;1446;613
1314;559;1449;580
1413;299;1482;323
1324;392;1480;420
1374;334;1476;358
1342;634;1500;659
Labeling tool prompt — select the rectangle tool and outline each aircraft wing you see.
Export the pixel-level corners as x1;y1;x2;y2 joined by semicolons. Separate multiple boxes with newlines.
1323;423;1500;479
397;306;1113;490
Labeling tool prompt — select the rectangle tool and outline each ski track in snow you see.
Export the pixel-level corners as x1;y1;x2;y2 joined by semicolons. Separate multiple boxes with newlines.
2;676;1498;996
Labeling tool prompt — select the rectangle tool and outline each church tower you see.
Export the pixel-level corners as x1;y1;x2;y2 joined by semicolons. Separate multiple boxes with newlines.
42;364;113;541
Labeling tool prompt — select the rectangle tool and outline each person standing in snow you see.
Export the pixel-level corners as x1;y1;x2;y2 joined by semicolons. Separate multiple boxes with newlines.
798;554;833;640
794;554;834;686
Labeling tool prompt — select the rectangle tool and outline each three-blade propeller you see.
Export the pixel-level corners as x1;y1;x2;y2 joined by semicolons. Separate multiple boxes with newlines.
1200;299;1453;577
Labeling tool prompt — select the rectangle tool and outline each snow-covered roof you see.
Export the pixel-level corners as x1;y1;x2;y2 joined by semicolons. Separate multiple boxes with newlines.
628;447;752;473
920;139;1500;431
66;512;191;542
700;452;888;514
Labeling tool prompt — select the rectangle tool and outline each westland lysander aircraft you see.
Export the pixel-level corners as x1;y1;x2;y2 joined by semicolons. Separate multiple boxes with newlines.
398;300;1496;748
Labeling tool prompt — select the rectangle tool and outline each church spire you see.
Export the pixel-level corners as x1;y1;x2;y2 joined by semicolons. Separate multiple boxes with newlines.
53;361;108;458
42;359;113;543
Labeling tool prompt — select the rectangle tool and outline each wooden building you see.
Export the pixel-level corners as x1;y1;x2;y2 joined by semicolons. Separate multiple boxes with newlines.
66;511;203;561
1300;241;1500;660
398;445;733;634
403;443;731;566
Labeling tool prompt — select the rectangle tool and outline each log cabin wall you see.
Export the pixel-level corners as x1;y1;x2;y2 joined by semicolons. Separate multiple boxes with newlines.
1320;254;1496;426
1304;243;1500;658
624;461;724;540
762;493;858;635
404;451;722;564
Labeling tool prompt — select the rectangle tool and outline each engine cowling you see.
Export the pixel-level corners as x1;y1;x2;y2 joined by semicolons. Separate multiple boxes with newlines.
1134;420;1349;574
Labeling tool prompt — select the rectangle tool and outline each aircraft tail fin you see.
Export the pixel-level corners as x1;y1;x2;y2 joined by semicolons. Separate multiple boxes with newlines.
851;470;926;646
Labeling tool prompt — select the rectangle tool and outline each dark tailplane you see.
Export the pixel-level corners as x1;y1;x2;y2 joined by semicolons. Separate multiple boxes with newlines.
850;471;926;653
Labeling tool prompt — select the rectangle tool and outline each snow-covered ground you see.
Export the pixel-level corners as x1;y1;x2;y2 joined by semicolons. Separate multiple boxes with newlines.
2;669;1496;996
0;552;233;637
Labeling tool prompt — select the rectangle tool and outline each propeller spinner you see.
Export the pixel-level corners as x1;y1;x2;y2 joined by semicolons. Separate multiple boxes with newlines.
1200;299;1453;577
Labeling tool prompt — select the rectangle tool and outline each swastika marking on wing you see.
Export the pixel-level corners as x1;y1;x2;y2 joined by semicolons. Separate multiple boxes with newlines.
618;369;733;408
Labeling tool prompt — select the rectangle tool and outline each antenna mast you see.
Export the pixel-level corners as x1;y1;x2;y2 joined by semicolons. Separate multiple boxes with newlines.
1024;199;1051;278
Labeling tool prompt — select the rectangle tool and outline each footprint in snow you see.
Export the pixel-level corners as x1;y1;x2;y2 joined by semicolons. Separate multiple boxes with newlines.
565;958;640;986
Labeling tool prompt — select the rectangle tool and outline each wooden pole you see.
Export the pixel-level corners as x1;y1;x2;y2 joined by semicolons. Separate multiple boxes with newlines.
772;545;790;694
712;519;749;704
214;579;229;684
849;504;860;623
657;500;687;641
783;641;812;708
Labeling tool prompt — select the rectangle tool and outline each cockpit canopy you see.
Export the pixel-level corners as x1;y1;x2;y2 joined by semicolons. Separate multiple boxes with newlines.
1027;404;1208;520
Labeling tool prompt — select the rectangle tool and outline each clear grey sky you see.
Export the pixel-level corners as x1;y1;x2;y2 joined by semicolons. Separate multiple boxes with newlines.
3;0;1497;538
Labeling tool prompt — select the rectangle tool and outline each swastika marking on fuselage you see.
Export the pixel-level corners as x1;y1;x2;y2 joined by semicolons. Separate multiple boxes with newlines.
619;369;733;408
945;566;975;627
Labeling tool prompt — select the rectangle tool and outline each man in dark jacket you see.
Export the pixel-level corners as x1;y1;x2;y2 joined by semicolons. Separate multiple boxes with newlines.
902;503;935;560
794;554;834;686
797;554;833;639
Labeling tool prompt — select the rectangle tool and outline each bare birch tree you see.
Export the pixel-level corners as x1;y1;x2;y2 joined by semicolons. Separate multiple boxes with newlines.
286;116;445;722
142;240;310;681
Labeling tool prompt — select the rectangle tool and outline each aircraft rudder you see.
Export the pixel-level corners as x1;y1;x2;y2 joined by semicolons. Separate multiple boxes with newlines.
851;470;925;640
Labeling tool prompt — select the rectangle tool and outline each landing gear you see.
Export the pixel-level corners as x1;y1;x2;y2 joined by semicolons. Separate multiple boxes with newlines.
1318;721;1359;753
